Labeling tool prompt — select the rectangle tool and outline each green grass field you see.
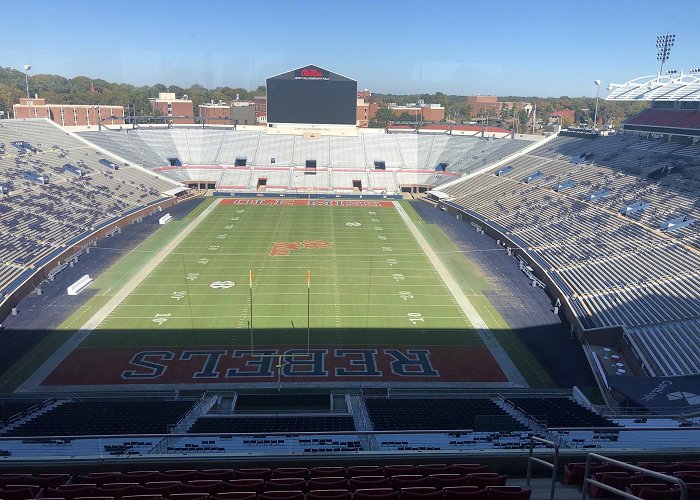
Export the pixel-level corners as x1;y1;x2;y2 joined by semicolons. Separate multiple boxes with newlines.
85;200;477;346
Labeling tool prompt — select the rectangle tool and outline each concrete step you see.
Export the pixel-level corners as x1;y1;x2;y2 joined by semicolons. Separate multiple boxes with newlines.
509;477;581;500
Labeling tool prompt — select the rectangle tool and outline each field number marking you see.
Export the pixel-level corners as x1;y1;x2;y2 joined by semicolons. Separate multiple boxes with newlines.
399;291;414;301
392;273;405;282
346;222;361;227
186;273;200;281
387;259;398;266
197;258;209;265
152;313;171;325
171;290;187;301
382;246;392;252
209;281;236;289
407;312;424;324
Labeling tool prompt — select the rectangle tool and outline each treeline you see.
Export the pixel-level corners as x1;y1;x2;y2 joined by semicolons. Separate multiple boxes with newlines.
372;92;647;128
0;67;265;117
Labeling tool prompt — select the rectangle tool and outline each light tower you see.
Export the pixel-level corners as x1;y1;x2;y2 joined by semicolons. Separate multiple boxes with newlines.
593;80;601;130
23;64;31;99
656;34;675;76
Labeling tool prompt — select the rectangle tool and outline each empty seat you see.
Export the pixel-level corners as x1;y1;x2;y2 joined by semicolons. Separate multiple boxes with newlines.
385;467;419;477
391;477;431;490
196;472;235;482
452;466;488;476
272;470;308;480
213;493;257;500
306;490;352;500
308;478;348;491
354;489;400;500
442;487;487;500
348;467;384;478
236;471;271;481
310;469;346;479
258;491;304;500
419;466;453;476
430;475;471;489
264;479;306;493
180;481;224;494
225;481;265;494
399;487;443;500
350;477;392;491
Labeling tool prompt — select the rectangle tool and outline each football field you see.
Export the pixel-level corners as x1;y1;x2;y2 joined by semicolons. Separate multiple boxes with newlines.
35;199;518;388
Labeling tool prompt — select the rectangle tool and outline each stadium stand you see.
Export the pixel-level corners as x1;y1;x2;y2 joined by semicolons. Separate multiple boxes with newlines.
0;399;197;437
188;416;356;433
437;133;700;378
78;129;533;194
364;398;527;432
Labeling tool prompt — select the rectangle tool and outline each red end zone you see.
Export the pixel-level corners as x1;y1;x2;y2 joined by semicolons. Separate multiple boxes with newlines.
220;199;395;208
41;345;507;387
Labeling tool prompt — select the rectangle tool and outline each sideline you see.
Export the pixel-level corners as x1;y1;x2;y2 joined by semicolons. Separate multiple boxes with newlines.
18;198;222;392
394;202;527;387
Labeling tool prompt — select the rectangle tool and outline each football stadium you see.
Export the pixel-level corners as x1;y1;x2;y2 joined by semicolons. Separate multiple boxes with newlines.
1;32;700;499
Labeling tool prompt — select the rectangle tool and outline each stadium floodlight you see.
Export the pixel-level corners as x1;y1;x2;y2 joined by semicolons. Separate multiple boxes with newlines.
593;80;601;130
23;64;31;99
689;68;700;75
656;34;675;76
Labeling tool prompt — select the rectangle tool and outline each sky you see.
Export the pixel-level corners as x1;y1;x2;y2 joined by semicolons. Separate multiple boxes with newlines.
2;0;699;97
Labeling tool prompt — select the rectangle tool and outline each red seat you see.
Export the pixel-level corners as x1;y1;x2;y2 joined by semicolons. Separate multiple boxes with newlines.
391;476;431;490
306;490;352;500
308;478;349;492
452;466;488;476
347;467;384;478
310;469;346;479
236;471;271;482
563;463;607;486
120;496;164;500
419;466;452;476
638;463;677;473
73;497;116;500
264;479;306;493
161;473;197;483
674;462;700;472
93;484;139;498
634;486;681;500
484;486;531;499
0;487;40;500
212;493;257;500
124;473;162;485
258;491;304;500
589;472;642;498
47;485;97;500
399;487;443;500
466;475;506;489
675;472;700;482
224;481;265;494
385;467;419;477
137;482;182;496
32;475;72;488
181;481;224;494
0;478;31;489
78;475;127;487
1;486;40;497
169;494;210;500
353;489;400;500
430;475;471;489
271;470;308;480
350;477;391;491
443;487;487;500
196;472;235;482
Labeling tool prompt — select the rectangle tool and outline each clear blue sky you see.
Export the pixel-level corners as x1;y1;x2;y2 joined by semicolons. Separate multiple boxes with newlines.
2;0;699;97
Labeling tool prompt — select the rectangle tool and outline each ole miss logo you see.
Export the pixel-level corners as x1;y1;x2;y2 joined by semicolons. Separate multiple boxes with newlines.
295;67;329;80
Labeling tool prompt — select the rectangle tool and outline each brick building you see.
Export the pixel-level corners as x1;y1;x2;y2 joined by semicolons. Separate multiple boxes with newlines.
151;93;194;124
466;95;501;117
254;96;267;124
13;97;125;127
356;90;378;127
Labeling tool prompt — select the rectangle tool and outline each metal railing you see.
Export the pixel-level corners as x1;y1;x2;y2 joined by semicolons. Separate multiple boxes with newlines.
581;452;687;500
526;436;559;500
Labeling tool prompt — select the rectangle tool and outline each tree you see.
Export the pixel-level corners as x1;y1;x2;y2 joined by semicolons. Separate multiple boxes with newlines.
374;107;394;125
0;83;21;117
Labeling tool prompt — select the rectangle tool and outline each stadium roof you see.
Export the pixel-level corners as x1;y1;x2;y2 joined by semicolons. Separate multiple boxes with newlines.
606;73;700;101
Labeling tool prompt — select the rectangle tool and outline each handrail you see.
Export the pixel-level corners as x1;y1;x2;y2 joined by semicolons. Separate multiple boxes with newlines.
526;436;559;500
581;452;687;500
